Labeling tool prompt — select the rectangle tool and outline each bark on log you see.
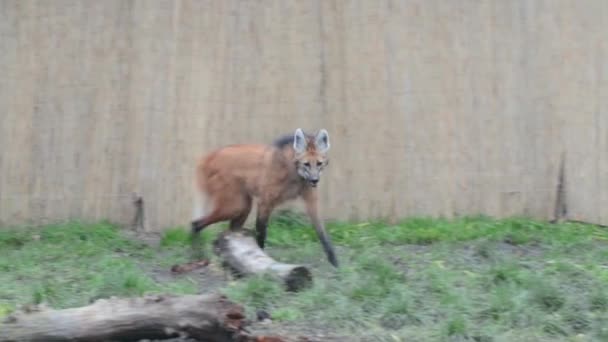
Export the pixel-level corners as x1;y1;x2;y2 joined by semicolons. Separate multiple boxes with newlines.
213;230;313;292
0;294;254;342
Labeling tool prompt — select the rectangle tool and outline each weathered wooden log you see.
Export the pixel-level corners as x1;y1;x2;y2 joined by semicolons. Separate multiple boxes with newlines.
0;294;254;342
213;230;313;292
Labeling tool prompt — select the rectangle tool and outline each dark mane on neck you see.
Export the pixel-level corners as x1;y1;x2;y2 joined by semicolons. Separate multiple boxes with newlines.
273;134;295;149
273;131;316;151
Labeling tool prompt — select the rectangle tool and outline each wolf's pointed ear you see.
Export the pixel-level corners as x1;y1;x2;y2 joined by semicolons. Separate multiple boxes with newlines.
315;129;330;154
293;128;307;154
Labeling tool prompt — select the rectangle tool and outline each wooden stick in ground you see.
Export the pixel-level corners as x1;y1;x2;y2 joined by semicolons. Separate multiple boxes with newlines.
0;294;254;342
213;230;313;292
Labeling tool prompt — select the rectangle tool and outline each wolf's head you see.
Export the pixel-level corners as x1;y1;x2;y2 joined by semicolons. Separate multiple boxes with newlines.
292;128;330;187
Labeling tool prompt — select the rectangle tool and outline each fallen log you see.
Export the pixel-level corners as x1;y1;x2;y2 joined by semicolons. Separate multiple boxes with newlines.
0;293;259;342
213;230;313;292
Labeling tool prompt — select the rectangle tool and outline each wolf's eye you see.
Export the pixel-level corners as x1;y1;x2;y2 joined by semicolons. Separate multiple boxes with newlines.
303;162;311;167
317;161;323;166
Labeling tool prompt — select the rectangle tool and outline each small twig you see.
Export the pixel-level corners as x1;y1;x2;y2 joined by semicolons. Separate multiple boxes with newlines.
170;259;209;274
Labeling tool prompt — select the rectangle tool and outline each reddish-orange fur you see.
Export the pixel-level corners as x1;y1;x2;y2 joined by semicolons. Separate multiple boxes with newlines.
191;129;338;267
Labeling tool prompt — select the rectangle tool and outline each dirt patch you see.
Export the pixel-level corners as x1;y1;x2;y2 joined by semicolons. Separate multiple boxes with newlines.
126;230;229;295
495;240;544;257
153;260;228;291
122;229;165;247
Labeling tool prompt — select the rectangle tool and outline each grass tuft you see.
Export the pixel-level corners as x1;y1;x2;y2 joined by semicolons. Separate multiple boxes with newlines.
160;227;192;247
528;280;565;312
446;315;467;336
222;274;283;310
0;221;197;312
590;290;608;311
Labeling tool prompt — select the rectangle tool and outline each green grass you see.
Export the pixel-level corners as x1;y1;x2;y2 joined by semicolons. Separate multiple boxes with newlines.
225;212;608;341
1;214;608;341
0;221;198;314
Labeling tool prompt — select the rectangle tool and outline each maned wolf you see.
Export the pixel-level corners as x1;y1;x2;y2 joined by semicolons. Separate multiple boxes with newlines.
191;128;338;267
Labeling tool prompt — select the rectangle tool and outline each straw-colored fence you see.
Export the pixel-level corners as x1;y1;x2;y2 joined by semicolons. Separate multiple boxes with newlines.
1;0;606;230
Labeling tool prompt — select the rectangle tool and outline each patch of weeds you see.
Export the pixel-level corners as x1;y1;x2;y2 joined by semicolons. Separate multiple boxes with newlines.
357;252;405;284
488;263;526;285
31;280;63;305
528;279;565;313
267;225;316;247
0;258;12;272
474;240;494;259
472;335;493;342
446;315;467;337
39;222;120;246
271;307;302;322
91;258;160;298
542;317;569;336
267;210;387;248
222;274;283;310
267;214;608;252
546;261;587;279
0;221;200;310
327;221;384;248
590;290;608;311
166;224;223;249
349;279;388;302
502;232;538;246
266;210;316;247
426;269;450;296
383;285;411;315
349;252;405;302
379;313;409;330
0;303;13;318
380;217;448;245
0;230;29;249
160;227;191;247
590;264;608;284
283;274;358;320
270;209;310;229
562;305;591;333
480;284;515;321
402;229;443;245
593;315;608;340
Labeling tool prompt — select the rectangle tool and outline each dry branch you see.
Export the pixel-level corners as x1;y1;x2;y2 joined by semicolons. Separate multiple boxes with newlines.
0;294;258;342
213;230;313;292
171;259;210;274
